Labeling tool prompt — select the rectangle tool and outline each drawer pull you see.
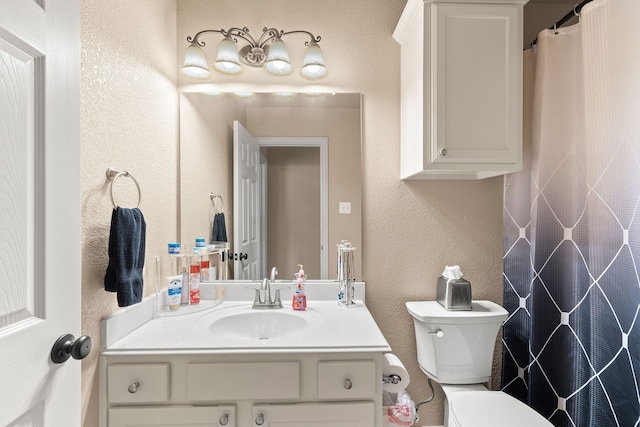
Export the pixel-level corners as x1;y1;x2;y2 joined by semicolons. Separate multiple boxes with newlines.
128;382;140;393
343;378;353;390
219;413;229;426
255;413;264;425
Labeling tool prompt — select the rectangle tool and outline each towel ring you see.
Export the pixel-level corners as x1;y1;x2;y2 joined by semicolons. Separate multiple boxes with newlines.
106;167;141;209
210;193;224;213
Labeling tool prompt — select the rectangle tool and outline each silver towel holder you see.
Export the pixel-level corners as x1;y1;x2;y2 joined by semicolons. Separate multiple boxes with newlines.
210;192;224;213
106;167;141;209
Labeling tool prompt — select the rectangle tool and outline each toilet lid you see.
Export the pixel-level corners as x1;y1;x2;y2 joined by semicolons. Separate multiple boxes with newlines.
449;391;552;427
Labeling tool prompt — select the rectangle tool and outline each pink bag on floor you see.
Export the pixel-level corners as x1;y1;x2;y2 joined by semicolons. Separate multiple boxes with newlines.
383;390;415;426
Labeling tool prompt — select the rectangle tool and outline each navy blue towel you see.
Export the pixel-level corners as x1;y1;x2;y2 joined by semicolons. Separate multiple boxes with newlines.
104;207;146;307
210;212;228;243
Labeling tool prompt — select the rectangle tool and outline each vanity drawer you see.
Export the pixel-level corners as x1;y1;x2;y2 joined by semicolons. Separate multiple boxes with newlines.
107;363;170;404
187;362;300;400
317;360;376;399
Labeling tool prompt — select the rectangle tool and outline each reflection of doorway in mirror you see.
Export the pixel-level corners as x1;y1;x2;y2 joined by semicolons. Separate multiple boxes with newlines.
262;146;321;280
257;137;328;280
233;122;329;280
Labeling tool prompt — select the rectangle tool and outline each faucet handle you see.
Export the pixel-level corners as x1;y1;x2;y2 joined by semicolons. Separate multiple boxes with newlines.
273;286;290;307
246;286;263;304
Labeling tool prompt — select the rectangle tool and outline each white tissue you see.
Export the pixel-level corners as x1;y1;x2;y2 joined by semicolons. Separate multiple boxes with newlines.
442;265;463;281
383;353;410;393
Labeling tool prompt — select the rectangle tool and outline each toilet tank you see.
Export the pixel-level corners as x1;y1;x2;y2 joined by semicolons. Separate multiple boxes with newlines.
405;300;508;384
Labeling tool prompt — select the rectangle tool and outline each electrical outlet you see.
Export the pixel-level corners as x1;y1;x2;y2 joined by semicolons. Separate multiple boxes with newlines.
339;202;351;214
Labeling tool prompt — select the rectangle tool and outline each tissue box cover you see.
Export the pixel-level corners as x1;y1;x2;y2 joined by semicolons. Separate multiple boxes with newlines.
436;276;472;310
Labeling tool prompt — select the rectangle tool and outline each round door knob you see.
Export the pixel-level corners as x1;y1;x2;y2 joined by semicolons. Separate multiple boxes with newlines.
50;334;92;364
344;378;353;389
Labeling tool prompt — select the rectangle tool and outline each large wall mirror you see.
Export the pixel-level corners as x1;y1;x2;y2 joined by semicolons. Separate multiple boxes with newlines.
179;92;362;281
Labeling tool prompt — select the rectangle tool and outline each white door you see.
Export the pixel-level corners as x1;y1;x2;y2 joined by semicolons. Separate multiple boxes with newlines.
0;0;81;426
233;121;262;280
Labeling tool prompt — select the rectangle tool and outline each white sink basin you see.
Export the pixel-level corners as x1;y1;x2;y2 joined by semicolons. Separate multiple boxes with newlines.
210;311;307;340
197;305;323;341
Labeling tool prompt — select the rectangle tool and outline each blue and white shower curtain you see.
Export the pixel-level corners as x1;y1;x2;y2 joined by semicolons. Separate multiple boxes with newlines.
502;0;640;425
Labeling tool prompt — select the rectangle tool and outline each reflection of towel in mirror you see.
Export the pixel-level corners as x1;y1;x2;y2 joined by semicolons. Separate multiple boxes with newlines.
210;212;227;243
104;207;146;307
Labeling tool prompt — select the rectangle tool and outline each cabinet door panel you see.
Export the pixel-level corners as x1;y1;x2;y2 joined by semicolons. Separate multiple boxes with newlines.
107;363;170;404
433;3;521;165
252;402;374;426
108;405;235;427
187;362;299;400
317;360;376;399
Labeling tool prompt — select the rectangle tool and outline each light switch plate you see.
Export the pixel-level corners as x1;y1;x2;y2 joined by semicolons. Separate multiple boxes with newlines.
339;202;351;214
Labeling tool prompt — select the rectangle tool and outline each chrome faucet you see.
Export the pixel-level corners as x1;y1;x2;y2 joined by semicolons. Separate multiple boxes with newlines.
251;277;284;309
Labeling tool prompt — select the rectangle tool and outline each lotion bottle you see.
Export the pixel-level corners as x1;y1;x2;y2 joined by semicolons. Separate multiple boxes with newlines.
292;264;307;311
189;250;201;304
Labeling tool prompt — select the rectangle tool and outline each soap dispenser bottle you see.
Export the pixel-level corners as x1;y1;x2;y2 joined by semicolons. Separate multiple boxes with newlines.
292;264;307;311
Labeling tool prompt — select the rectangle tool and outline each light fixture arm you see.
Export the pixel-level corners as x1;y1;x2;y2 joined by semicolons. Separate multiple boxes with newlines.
188;27;259;48
280;30;322;46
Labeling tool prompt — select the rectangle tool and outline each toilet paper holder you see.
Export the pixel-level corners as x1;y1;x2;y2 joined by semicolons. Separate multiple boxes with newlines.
382;373;402;385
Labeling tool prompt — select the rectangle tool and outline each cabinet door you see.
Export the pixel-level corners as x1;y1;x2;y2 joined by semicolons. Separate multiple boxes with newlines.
252;402;374;426
108;405;235;427
432;3;521;166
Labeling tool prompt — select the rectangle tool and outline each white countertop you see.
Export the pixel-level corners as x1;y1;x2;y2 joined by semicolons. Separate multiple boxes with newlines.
102;282;391;355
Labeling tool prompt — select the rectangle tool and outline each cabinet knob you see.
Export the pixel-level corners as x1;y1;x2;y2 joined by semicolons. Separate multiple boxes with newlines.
344;378;353;390
219;413;229;426
255;413;264;425
439;148;448;157
128;382;140;393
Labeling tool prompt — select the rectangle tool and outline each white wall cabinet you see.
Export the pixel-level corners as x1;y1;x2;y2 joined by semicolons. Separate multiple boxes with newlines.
393;0;528;179
101;353;383;427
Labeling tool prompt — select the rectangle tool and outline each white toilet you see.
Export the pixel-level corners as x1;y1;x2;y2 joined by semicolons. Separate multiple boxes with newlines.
406;300;552;427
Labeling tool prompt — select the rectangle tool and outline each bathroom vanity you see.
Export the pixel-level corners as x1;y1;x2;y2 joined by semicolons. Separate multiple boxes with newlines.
100;282;390;427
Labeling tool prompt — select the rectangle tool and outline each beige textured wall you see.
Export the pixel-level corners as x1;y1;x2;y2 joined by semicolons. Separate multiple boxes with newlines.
80;1;178;425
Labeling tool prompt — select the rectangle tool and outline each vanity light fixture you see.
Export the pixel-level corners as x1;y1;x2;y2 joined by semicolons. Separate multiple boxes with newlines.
181;27;327;80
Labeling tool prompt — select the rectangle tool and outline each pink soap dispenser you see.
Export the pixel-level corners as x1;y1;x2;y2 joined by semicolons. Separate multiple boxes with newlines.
292;264;307;311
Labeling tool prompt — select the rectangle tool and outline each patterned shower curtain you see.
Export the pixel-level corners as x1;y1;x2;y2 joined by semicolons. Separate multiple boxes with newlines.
502;0;640;426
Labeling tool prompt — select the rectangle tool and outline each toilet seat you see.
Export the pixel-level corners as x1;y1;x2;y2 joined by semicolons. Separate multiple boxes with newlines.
449;391;552;427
